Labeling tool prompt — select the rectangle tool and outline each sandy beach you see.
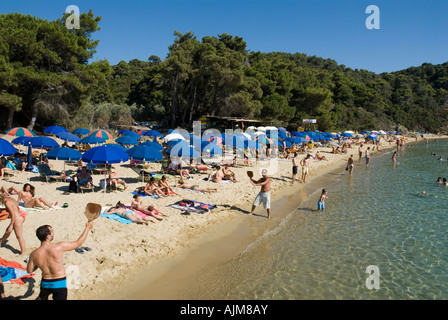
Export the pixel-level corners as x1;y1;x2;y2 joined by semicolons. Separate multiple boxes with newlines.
0;133;441;300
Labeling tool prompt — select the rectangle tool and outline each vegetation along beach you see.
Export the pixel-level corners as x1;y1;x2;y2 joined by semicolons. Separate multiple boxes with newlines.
1;1;447;301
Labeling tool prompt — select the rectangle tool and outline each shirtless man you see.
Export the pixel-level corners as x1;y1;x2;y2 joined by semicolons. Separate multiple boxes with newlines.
73;166;93;188
347;154;355;174
17;183;54;210
26;221;93;300
300;154;312;183
208;165;223;183
314;150;328;161
222;164;238;182
291;152;299;185
365;147;371;166
249;169;272;218
0;195;26;255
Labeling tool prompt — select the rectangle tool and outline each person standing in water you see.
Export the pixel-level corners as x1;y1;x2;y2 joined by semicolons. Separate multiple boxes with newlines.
318;189;328;211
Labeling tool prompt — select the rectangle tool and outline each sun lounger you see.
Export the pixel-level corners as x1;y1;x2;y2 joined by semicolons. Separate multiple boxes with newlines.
38;163;65;183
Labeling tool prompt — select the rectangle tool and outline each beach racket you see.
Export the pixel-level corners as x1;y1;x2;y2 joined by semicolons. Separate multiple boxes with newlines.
84;203;102;222
247;170;254;178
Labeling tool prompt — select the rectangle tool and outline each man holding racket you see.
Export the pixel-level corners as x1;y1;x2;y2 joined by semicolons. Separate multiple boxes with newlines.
248;169;271;219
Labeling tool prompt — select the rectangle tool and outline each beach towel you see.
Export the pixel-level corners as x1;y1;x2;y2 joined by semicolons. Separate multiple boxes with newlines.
131;191;159;199
99;207;134;224
18;203;63;213
169;200;216;214
0;257;34;285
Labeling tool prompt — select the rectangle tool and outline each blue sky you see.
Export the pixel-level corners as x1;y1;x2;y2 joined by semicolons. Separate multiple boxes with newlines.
1;0;447;74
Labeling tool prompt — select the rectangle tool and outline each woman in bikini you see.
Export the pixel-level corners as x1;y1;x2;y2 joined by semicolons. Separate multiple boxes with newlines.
157;175;179;196
130;194;167;221
0;195;27;255
176;177;218;193
144;177;165;197
103;206;155;225
17;183;54;210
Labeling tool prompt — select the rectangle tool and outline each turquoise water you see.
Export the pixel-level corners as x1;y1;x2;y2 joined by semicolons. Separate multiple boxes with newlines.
220;139;448;299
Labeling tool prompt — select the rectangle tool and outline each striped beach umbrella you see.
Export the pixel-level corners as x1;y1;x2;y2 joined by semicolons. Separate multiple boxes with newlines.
89;129;113;140
6;127;36;137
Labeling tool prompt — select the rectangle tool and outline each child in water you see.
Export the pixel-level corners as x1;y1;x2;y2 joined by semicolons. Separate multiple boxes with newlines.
318;189;328;211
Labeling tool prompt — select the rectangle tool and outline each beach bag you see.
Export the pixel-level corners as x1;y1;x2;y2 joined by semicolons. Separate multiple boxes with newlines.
69;180;78;193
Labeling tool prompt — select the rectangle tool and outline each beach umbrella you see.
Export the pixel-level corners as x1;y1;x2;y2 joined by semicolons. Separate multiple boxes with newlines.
0;138;17;156
368;134;378;140
206;136;223;145
165;139;189;147
56;132;81;143
256;135;274;145
82;145;129;192
166;145;199;159
278;140;292;149
73;128;91;135
164;133;185;141
79;135;106;145
115;135;139;146
140;141;163;150
278;127;286;131
6;127;36;137
44;125;69;135
89;129;113;140
341;133;353;138
107;144;128;152
11;136;32;146
223;135;246;148
144;130;162;138
27;136;59;149
244;139;263;150
47;147;82;161
119;130;141;140
127;145;162;162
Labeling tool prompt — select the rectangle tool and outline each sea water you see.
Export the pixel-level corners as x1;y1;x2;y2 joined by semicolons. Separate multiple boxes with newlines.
203;139;448;300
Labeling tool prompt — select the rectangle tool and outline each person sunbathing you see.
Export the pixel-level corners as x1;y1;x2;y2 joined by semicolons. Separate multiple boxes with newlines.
144;177;165;197
157;175;179;196
17;183;54;210
221;164;238;182
1;185;19;196
107;168;128;190
314;151;328;161
73;166;93;188
103;206;155;225
130;194;167;221
207;165;223;183
176;178;217;193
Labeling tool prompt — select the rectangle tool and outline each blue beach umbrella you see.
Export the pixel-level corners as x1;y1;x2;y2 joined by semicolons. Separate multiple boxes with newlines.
166;145;200;159
144;130;162;138
82;145;129;165
73;128;91;135
79;135;106;145
115;135;139;146
119;130;141;140
56;132;81;143
127;145;162;162
27;136;59;149
107;144;128;152
200;142;223;157
140;141;163;150
0;137;17;156
11;136;32;146
165;139;189;147
47;147;82;161
44;125;69;135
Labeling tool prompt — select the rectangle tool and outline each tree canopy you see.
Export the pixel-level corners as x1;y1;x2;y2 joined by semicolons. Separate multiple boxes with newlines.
1;12;447;133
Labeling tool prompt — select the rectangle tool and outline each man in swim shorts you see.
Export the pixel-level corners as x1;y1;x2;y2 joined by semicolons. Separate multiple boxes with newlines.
249;169;271;219
300;154;312;183
291;152;299;185
318;189;328;211
27;222;93;300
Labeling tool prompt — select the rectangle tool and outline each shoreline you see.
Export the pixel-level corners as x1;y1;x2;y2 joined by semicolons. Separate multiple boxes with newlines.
1;134;443;300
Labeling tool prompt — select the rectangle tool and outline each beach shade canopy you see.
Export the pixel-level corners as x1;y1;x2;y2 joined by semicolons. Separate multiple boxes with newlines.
127;145;163;162
46;147;82;161
89;129;113;140
206;136;223;145
79;135;106;145
140;141;163;150
81;144;129;165
27;136;59;149
115;135;139;146
0;138;17;156
119;130;141;140
165;139;189;147
73;128;91;135
163;133;185;141
44;125;69;135
244;139;263;150
6;127;36;137
368;134;378;140
278;140;292;148
341;132;353;137
144;130;162;137
166;145;199;158
107;144;128;152
11;136;32;145
56;132;81;143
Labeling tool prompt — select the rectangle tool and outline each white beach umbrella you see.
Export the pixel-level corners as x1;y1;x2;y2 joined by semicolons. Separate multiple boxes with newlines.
164;133;185;141
344;130;355;134
253;131;266;136
378;130;387;135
